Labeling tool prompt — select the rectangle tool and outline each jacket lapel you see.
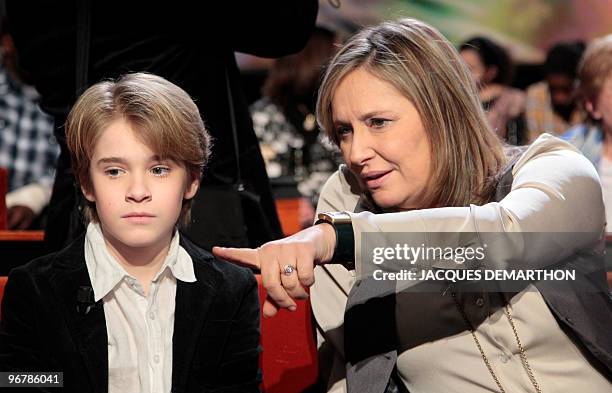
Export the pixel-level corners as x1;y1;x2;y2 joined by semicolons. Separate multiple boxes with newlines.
172;237;221;391
48;235;108;393
344;276;397;393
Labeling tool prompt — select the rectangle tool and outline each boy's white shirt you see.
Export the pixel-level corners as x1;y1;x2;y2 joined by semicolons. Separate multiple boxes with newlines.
84;222;196;393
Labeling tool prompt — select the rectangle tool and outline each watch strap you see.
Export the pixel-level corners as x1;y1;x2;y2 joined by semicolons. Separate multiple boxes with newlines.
315;213;355;270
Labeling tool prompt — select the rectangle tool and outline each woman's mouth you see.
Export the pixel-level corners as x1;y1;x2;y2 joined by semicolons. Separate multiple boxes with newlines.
361;170;392;189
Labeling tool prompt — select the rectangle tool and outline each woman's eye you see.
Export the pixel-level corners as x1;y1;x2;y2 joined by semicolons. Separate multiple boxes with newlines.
368;118;390;128
151;166;171;176
335;125;353;137
105;168;123;178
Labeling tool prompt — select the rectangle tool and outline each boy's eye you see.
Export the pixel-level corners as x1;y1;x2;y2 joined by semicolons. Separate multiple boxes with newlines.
105;168;124;178
151;166;171;176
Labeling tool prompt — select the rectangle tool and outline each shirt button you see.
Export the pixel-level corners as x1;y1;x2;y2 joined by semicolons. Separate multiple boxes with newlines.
475;297;485;307
499;355;509;363
154;354;160;363
149;312;155;320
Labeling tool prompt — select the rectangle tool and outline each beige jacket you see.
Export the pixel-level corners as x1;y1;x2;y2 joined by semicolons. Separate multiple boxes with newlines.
312;133;606;392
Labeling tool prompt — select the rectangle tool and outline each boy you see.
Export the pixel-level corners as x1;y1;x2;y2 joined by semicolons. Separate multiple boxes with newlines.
0;73;261;392
562;35;612;229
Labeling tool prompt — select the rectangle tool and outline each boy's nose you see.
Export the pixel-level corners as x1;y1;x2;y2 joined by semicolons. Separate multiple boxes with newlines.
126;176;152;202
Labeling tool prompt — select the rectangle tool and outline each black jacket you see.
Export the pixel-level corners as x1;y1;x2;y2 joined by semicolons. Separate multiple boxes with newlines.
0;234;261;393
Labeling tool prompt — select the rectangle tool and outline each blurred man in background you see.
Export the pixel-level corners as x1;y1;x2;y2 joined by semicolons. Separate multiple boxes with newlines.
525;41;587;142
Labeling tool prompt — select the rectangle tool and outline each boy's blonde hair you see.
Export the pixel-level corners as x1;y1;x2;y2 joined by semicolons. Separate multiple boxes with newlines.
316;18;506;208
65;72;211;225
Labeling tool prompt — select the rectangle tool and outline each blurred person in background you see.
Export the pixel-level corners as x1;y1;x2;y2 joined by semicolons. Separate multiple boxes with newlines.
250;26;342;214
460;36;526;144
562;35;612;230
525;41;587;142
0;16;58;230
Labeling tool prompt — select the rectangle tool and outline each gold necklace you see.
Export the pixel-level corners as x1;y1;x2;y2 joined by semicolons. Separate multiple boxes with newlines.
451;292;543;393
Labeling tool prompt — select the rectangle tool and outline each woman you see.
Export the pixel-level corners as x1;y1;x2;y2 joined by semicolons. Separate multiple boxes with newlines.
459;37;526;143
215;18;611;392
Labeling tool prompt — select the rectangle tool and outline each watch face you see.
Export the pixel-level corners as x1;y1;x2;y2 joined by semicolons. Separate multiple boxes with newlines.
319;212;351;224
317;213;331;222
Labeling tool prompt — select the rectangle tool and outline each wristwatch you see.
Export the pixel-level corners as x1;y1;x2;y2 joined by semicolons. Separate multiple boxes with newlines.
315;211;355;270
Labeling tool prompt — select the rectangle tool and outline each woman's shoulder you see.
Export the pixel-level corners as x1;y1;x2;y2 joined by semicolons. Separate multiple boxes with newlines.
513;133;598;178
521;131;580;154
316;165;363;213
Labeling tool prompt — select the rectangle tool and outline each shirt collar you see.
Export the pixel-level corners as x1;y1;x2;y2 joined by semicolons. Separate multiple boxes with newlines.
84;222;196;301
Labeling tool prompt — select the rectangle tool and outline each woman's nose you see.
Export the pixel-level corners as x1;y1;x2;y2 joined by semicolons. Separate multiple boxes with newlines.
347;127;375;166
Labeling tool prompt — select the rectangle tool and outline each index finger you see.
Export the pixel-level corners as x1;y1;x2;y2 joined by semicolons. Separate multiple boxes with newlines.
212;246;261;270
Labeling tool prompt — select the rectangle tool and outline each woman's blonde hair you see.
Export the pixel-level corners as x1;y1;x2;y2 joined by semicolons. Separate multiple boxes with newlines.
65;72;211;225
316;18;506;208
578;34;612;104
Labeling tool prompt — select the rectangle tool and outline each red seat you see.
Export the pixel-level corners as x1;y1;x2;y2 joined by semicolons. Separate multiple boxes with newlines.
275;197;313;236
0;276;7;320
256;275;318;393
0;167;7;230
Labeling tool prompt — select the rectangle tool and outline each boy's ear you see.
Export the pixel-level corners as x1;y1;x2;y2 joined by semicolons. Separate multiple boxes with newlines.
184;176;200;200
81;184;96;203
585;99;602;120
